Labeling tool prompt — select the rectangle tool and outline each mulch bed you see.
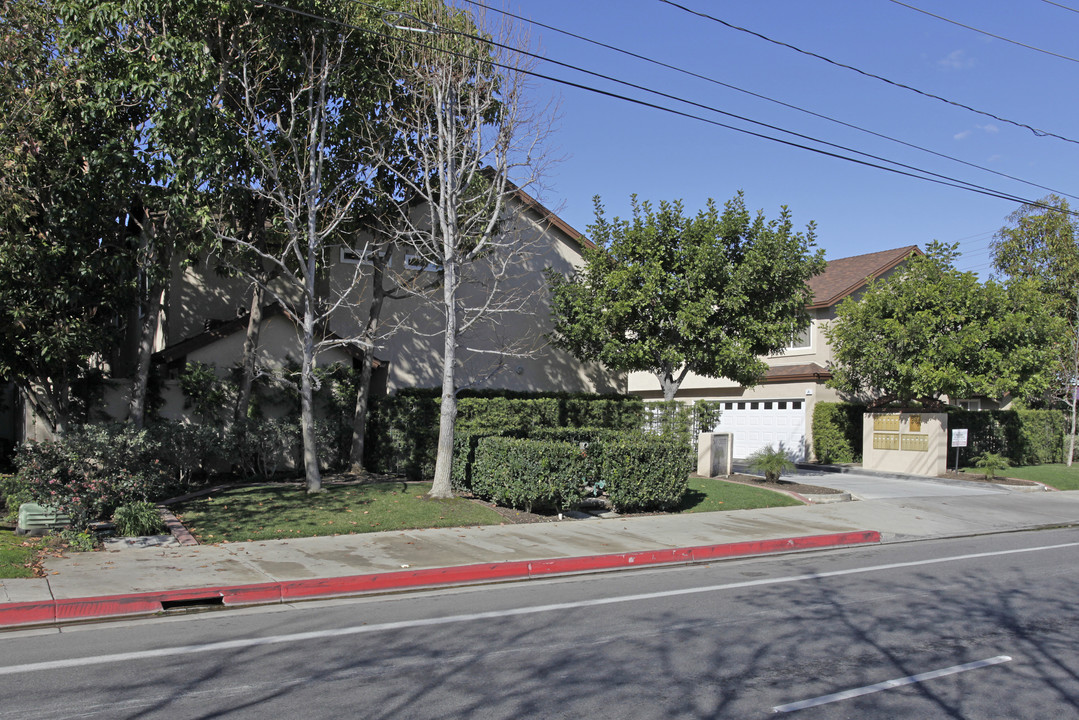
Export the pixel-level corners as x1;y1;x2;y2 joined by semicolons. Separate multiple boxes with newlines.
718;473;843;495
937;470;1040;487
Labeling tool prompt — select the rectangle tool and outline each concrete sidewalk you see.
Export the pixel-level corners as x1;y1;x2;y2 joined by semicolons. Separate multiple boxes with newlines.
3;490;1079;628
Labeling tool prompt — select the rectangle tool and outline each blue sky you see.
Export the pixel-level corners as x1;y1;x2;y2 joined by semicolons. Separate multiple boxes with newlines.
493;0;1079;276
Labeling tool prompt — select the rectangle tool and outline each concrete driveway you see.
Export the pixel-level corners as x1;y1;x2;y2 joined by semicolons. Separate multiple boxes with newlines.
790;468;1010;500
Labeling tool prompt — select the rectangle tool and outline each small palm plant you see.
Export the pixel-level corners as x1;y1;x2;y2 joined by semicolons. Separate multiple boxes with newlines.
748;446;796;482
973;452;1010;480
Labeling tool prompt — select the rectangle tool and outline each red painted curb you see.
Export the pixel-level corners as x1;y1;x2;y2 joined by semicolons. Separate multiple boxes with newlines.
0;531;880;628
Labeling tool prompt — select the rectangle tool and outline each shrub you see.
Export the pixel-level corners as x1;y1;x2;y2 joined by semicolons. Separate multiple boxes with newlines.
112;501;166;536
1;474;32;523
947;409;1064;466
471;437;589;512
58;529;97;552
451;429;523;493
592;435;692;512
812;402;865;463
366;390;646;479
148;421;229;490
747;446;796;482
973;452;1010;479
14;424;172;531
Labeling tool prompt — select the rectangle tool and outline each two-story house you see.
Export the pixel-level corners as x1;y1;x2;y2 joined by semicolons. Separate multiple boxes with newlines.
626;245;921;461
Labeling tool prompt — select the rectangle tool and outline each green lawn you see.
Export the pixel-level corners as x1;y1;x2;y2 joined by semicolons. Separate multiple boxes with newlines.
676;476;803;513
0;530;37;579
173;481;505;543
173;476;804;543
966;464;1079;491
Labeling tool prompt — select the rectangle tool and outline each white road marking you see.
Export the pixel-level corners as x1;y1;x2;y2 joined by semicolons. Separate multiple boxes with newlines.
1;542;1075;676
772;655;1013;713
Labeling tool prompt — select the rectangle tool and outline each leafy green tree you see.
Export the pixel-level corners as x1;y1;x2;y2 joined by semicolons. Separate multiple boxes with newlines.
548;192;826;401
992;195;1079;464
0;0;137;433
825;242;1062;408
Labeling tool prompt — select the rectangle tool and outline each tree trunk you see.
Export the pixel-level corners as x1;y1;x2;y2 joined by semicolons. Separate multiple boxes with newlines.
234;282;265;425
349;253;389;471
300;298;322;493
130;276;164;430
1069;330;1078;467
429;262;458;498
657;366;690;402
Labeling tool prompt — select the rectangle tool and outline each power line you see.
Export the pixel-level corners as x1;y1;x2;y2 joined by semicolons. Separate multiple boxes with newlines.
657;0;1079;146
251;0;1079;217
1041;0;1079;14
457;0;1079;202
887;0;1079;64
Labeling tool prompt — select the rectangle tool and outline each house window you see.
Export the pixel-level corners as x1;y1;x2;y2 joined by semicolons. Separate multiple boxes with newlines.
751;402;759;410
724;402;734;410
787;324;812;350
778;401;787;409
764;401;773;410
959;399;981;411
340;246;375;265
737;402;746;410
403;254;441;273
792;400;802;410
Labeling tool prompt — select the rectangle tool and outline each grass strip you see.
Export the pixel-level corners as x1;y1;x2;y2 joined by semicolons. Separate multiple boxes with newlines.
173;481;504;543
965;464;1079;491
0;530;38;579
678;476;803;513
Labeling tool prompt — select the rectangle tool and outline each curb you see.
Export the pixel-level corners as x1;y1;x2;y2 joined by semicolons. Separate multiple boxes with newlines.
0;530;879;629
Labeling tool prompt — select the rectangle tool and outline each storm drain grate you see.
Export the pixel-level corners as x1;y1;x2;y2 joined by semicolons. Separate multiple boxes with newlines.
160;596;225;611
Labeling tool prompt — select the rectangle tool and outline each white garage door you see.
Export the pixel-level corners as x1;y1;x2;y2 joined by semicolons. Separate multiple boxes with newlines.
710;399;807;461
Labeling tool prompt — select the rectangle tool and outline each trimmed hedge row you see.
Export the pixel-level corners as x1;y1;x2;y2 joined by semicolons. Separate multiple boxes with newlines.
471;437;588;512
469;434;692;513
947;408;1065;466
365;391;646;479
812;402;866;464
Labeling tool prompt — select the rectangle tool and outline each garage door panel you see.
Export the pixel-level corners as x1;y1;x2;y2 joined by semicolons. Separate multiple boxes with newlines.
710;399;806;461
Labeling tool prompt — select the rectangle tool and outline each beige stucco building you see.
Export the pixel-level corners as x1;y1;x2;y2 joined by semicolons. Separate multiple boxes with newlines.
150;186;620;402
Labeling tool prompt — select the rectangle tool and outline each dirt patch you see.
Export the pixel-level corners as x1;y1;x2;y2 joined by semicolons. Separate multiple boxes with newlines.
937;471;1040;487
719;473;844;495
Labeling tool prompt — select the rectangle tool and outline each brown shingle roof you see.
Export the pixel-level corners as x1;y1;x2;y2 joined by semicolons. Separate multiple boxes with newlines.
808;245;922;309
763;363;831;383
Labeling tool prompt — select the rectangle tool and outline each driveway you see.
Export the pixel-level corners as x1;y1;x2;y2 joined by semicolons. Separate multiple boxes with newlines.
790;468;1009;500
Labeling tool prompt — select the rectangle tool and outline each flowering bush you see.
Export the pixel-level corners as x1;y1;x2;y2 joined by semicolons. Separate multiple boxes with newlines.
15;424;173;531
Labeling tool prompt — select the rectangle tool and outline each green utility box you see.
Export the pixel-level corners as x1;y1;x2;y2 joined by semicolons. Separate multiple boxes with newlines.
15;503;71;536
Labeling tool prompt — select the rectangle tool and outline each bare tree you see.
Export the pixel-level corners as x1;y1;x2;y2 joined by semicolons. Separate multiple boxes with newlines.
368;5;555;498
213;24;379;493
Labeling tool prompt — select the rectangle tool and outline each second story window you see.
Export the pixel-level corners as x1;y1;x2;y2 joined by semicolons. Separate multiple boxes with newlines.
787;324;812;351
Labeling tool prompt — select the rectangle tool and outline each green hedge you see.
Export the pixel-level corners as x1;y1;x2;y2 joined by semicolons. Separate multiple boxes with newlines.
947;408;1065;466
591;436;693;512
812;402;866;464
471;437;589;512
366;391;645;479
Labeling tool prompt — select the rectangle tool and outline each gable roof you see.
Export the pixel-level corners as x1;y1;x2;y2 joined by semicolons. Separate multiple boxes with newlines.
808;245;922;309
507;181;595;252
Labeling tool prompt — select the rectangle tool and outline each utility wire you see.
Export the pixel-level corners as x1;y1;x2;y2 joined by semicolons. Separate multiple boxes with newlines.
457;0;1079;202
1041;0;1079;14
887;0;1079;64
338;0;1061;205
658;0;1079;145
251;0;1079;217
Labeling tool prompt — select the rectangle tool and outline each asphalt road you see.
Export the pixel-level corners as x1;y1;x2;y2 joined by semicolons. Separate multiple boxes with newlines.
3;528;1079;719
